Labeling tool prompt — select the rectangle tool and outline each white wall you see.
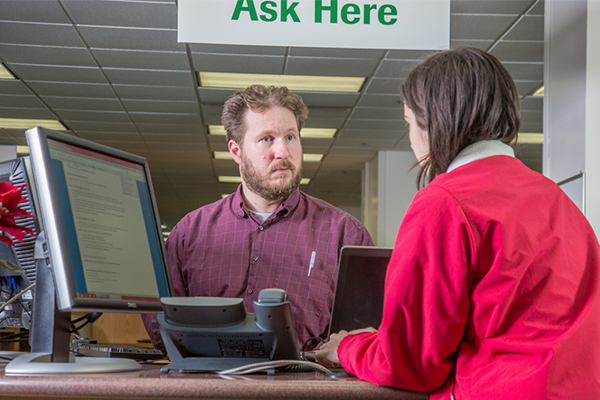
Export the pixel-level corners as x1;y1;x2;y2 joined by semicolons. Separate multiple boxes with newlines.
585;0;600;233
544;0;600;234
363;151;418;247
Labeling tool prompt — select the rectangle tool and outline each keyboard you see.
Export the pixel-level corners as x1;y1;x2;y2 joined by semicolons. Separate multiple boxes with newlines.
71;342;164;361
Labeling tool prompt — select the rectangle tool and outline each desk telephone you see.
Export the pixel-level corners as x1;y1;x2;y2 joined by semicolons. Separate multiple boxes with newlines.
155;288;301;373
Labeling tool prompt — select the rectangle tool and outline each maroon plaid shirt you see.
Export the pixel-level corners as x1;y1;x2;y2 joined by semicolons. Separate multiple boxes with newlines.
143;186;373;352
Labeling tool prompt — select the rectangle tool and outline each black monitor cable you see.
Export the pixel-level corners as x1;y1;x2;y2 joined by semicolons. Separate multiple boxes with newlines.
70;312;102;334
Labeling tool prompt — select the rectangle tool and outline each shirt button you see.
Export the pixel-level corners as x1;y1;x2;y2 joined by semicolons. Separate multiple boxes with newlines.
248;289;253;294
258;226;264;231
253;256;259;261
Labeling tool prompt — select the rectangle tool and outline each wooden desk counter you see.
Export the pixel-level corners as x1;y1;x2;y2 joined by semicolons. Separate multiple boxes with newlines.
0;363;429;400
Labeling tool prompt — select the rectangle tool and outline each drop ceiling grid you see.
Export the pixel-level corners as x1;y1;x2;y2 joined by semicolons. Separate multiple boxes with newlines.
0;0;546;227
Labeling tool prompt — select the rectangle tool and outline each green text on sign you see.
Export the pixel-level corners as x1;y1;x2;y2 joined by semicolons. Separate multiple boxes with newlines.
232;0;398;25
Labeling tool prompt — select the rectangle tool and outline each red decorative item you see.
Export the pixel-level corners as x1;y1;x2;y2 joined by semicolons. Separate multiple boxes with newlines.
0;182;35;246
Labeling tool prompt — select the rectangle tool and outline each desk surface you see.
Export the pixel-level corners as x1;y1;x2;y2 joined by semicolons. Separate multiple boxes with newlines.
0;362;429;400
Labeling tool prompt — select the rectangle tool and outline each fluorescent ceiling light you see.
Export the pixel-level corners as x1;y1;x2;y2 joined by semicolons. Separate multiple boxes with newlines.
533;86;544;97
17;145;29;155
213;151;232;160
199;72;365;93
301;128;336;138
0;118;66;131
221;194;230;199
208;125;227;136
218;176;242;183
300;178;311;185
209;125;336;139
517;133;543;144
0;64;15;80
303;154;324;162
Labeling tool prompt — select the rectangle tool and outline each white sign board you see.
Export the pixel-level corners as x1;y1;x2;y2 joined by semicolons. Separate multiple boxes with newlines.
178;0;450;50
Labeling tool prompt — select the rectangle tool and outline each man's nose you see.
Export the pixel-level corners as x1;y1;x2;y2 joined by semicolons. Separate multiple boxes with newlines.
273;139;290;159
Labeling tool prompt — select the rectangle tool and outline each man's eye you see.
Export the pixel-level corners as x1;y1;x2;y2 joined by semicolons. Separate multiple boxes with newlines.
286;135;294;141
261;137;272;142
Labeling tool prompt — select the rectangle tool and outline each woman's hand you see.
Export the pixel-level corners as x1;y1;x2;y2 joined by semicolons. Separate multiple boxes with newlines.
315;327;377;369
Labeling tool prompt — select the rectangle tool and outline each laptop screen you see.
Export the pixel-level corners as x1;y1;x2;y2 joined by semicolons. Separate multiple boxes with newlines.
327;246;393;338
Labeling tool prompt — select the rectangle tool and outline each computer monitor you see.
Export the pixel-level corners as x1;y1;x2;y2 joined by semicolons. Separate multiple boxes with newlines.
0;158;41;332
5;127;172;375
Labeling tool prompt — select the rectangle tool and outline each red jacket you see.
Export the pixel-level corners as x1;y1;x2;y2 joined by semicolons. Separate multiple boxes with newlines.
338;156;600;399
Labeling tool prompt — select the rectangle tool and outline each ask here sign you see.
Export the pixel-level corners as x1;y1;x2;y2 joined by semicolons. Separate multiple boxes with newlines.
177;0;450;50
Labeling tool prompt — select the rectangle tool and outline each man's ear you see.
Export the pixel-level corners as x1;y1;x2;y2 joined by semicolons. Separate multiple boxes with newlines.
229;140;242;165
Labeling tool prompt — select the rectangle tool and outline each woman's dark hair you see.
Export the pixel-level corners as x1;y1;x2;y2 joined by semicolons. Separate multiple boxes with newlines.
400;46;521;188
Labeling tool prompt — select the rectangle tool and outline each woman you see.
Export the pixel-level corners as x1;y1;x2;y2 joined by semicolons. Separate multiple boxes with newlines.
316;47;600;399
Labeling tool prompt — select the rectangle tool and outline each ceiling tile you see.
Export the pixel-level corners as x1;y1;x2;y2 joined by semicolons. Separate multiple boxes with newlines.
0;80;33;95
352;107;402;120
0;94;46;108
192;53;284;74
91;48;189;70
515;80;543;96
490;41;544;62
365;78;403;94
26;81;115;98
122;99;198;113
63;0;176;29
451;0;533;15
8;63;105;83
358;93;402;108
77;26;184;52
0;21;83;47
0;107;56;119
129;112;202;125
502;62;544;81
451;14;518;40
0;44;94;66
344;118;403;131
42;96;124;111
188;43;286;56
286;57;378;77
0;0;71;23
55;109;130;122
103;68;193;86
289;48;384;58
376;59;421;78
66;120;137;132
113;84;197;101
76;131;142;142
135;123;205;135
504;15;544;41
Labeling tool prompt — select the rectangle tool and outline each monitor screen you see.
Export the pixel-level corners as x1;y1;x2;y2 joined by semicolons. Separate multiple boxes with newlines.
29;128;171;312
4;127;172;375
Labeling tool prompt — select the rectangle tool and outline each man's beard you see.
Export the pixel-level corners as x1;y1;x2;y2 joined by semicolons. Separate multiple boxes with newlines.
241;158;302;202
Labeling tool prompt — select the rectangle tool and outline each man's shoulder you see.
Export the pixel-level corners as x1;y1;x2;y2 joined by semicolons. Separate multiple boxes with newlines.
177;195;234;227
298;191;362;224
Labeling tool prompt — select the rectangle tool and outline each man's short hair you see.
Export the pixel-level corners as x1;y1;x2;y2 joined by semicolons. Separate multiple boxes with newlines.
221;85;309;145
401;46;521;186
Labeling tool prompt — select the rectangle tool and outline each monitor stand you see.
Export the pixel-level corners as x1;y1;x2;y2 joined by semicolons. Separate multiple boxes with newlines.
4;233;141;375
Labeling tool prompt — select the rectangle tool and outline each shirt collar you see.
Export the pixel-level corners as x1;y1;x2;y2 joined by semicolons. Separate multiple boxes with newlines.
233;185;300;219
447;140;515;173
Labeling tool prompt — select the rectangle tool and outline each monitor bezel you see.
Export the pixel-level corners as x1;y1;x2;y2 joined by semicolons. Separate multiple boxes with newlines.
26;126;172;313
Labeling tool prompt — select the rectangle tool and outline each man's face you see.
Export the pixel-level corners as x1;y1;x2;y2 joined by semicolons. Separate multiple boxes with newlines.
229;106;303;201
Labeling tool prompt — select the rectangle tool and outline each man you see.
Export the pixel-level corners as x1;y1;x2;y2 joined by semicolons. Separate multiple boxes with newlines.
143;85;373;353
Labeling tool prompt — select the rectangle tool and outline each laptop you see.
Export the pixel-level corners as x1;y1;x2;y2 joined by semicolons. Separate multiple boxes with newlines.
307;246;392;376
327;245;394;338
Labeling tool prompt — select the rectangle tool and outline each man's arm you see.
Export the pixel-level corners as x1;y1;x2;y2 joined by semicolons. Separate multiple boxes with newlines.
140;224;187;354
